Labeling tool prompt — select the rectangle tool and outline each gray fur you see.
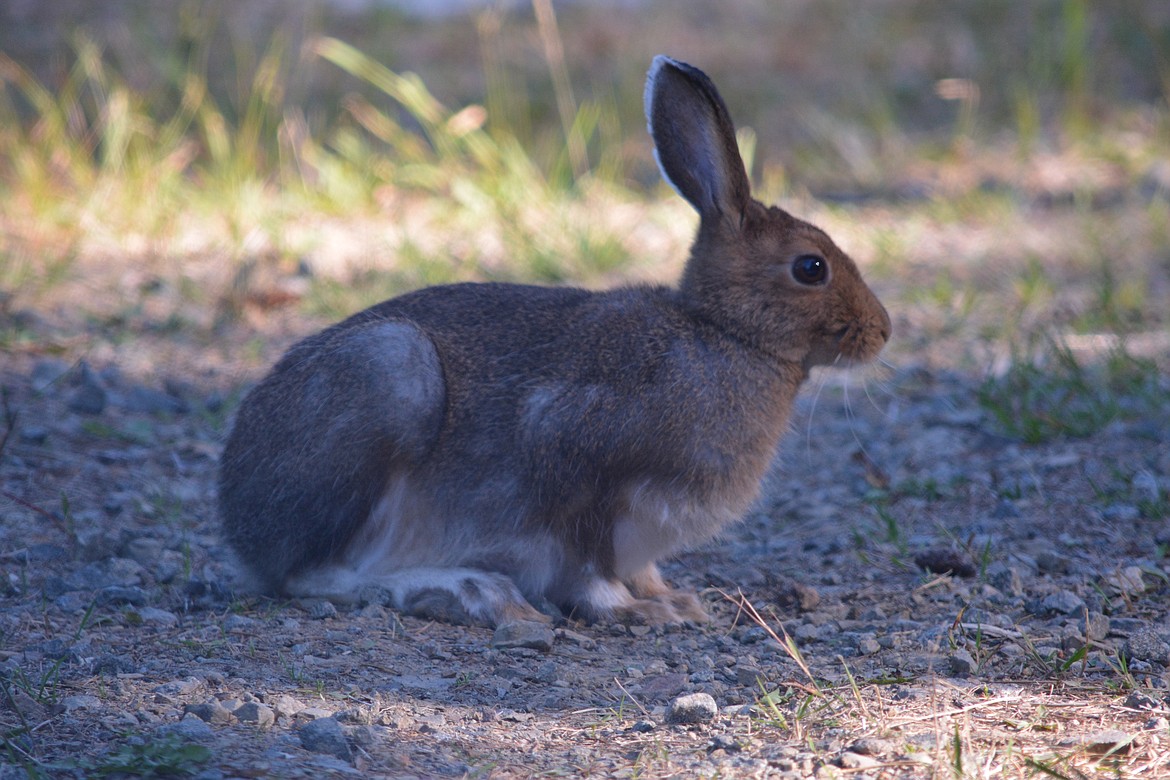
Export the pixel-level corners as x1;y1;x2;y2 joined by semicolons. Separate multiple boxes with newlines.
219;57;891;626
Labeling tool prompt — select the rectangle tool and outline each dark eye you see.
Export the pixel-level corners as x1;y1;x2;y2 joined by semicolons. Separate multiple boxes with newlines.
792;254;829;286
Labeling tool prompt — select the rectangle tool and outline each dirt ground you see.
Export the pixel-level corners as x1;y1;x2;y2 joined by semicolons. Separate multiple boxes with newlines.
0;285;1167;780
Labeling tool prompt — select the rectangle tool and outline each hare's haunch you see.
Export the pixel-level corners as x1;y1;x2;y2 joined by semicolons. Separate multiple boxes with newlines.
219;56;890;627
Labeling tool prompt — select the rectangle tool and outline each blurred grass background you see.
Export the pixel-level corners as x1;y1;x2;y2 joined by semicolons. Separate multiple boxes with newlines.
0;0;1168;425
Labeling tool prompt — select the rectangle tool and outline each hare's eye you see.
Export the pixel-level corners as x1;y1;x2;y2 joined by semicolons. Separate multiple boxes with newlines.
792;254;829;286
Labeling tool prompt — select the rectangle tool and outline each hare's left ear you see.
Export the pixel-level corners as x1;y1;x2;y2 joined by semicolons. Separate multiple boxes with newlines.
644;55;752;225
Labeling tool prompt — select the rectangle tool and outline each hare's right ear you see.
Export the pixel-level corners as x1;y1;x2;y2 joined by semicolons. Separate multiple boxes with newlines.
645;56;752;226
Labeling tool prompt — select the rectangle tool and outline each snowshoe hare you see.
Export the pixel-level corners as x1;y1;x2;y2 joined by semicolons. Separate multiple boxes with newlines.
220;56;890;627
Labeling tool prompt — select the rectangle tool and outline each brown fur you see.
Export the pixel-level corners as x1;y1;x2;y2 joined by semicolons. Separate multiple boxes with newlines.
219;56;890;627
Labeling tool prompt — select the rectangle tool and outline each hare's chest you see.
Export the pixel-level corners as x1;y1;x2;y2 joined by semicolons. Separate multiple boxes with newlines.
610;479;754;581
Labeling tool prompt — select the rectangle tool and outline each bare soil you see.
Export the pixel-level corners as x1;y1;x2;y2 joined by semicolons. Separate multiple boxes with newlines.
0;297;1167;780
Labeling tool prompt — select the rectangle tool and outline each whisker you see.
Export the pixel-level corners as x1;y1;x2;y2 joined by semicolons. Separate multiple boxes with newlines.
804;368;829;464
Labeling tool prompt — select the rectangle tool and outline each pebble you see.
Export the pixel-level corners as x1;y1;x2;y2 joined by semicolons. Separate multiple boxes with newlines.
1124;627;1170;664
118;385;189;415
837;751;880;769
156;714;214;742
132;608;177;628
1103;566;1146;596
950;649;978;677
1037;590;1085;616
491;620;555;651
299;717;353;762
234;702;276;729
666;692;718;724
67;364;107;415
185;702;234;725
305;600;338;620
1060;729;1133;754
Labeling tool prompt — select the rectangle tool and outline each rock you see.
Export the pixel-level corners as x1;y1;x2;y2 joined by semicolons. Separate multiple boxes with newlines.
305;600;338;620
184;702;234;725
60;695;101;713
234;702;275;729
1124;692;1166;711
118;385;189;415
837;751;880;769
18;426;48;445
137;607;179;627
155;714;214;742
1060;729;1133;754
223;614;260;632
1036;590;1085;616
856;637;881;655
491;620;555;651
1124;627;1170;664
1035;550;1071;574
768;578;821;611
666;693;718;725
30;358;70;392
96;586;149;606
1103;567;1146;596
67;363;107;415
629;720;656;733
1079;612;1110;643
914;548;976;578
299;717;353;762
271;695;305;721
950;649;978;677
849;737;894;756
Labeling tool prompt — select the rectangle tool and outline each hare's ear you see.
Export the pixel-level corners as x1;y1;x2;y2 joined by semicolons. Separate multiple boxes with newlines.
645;56;752;225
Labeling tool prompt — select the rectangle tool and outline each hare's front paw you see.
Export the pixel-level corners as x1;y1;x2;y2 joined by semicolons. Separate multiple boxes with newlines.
579;566;709;625
615;590;708;625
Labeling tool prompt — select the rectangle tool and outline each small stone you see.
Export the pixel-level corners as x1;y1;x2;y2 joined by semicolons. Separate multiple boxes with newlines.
491;620;554;651
629;720;656;733
768;578;821;611
271;695;305;721
553;628;597;650
838;751;879;769
305;600;338;620
1103;566;1146;596
184;702;234;725
1035;550;1071;574
914;548;976;578
137;607;179;627
1060;729;1133;754
299;717;353;762
849;737;894;756
1124;692;1166;711
155;714;214;742
119;385;189;415
856;637;881;655
666;692;718;725
96;586;149;606
60;695;101;712
18;427;48;445
1124;627;1170;664
30;358;70;392
1079;612;1110;643
950;649;978;677
1038;590;1086;616
736;666;765;687
67;366;107;415
223;614;260;632
234;702;275;729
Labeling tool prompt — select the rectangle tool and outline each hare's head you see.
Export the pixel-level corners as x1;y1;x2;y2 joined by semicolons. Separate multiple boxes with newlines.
646;56;890;373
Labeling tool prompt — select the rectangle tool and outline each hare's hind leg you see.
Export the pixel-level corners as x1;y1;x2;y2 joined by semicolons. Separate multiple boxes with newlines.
286;565;549;627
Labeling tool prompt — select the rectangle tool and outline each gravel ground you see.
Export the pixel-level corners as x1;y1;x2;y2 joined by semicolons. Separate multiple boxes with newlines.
0;318;1168;778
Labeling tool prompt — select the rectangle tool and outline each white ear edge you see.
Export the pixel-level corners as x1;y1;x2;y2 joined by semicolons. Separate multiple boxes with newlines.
644;55;687;202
